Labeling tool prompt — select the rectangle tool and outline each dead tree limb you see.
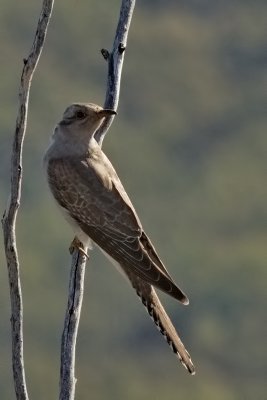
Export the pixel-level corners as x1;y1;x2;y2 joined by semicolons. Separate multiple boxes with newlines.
59;249;88;400
59;0;136;399
95;0;136;145
1;1;54;399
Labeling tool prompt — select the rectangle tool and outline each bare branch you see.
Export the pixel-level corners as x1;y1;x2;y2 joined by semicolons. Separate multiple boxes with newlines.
95;0;136;145
59;0;136;398
59;250;87;400
1;1;54;399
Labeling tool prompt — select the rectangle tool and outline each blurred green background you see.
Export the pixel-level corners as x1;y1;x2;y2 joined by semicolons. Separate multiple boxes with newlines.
1;0;266;398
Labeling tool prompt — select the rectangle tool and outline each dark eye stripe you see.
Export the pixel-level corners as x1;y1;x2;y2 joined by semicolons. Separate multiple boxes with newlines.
59;119;72;126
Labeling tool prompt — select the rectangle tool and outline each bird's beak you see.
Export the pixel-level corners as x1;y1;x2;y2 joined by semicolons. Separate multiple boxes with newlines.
97;109;117;118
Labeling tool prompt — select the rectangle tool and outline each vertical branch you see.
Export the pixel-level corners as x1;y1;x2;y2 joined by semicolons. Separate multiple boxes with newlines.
59;0;136;398
59;250;87;400
1;1;54;399
94;0;136;146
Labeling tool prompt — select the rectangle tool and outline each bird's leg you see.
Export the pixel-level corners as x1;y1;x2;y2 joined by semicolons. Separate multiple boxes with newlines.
69;236;89;259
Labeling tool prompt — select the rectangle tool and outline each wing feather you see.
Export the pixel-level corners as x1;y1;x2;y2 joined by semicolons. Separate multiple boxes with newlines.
47;154;188;304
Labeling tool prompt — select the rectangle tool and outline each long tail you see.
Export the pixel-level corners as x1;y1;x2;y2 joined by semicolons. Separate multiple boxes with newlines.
126;271;195;375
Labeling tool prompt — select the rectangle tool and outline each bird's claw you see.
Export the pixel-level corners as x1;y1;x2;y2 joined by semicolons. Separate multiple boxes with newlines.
69;237;89;259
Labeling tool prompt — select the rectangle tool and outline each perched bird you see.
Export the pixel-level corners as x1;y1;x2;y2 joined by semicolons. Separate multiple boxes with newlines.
44;103;195;375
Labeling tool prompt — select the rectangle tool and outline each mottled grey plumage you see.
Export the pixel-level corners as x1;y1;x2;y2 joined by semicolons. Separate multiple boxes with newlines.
44;103;195;374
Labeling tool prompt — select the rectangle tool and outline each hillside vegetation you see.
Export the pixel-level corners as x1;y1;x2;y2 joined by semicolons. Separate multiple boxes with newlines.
0;1;266;398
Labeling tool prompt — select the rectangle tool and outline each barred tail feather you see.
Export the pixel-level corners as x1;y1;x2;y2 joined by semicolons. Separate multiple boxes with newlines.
127;272;195;375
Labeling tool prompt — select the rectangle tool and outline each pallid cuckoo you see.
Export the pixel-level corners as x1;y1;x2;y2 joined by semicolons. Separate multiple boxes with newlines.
44;103;195;374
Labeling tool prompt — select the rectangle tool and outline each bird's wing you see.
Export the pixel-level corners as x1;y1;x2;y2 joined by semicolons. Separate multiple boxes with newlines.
47;155;188;304
126;270;195;374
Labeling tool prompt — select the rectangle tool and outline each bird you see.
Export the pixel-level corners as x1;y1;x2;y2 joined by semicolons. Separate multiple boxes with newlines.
43;102;195;375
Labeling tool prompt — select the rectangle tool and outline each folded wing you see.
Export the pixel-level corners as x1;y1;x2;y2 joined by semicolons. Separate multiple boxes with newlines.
47;155;188;304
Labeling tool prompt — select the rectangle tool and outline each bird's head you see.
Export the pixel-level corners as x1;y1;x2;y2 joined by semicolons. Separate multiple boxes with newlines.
47;103;116;157
44;103;116;162
59;103;116;136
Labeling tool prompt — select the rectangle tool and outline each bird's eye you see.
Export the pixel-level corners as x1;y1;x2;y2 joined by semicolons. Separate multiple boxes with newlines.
76;110;86;119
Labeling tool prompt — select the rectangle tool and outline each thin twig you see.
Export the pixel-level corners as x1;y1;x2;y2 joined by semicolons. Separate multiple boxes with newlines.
59;0;136;398
95;0;136;146
1;1;54;399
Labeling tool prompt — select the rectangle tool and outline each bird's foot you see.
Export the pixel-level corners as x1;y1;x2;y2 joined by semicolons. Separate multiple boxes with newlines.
69;236;89;259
